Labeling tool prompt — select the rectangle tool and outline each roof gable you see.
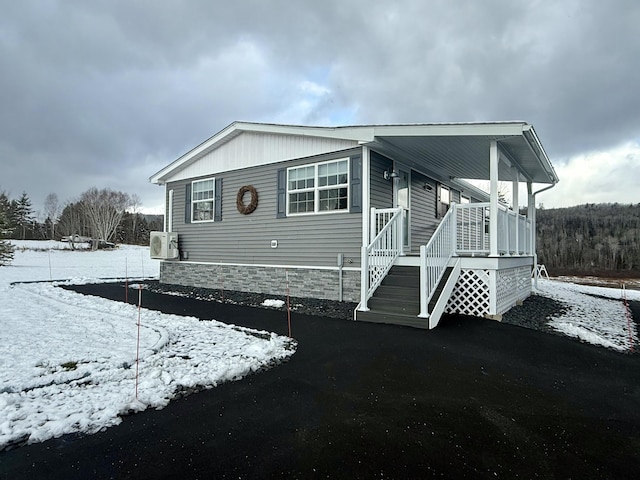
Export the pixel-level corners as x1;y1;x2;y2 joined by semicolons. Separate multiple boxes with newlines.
150;121;558;185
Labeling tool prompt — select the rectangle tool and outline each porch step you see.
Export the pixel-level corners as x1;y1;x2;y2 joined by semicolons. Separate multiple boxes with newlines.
356;265;456;329
355;309;430;330
358;266;423;325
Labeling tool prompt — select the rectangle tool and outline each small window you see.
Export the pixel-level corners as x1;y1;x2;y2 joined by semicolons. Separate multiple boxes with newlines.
461;195;470;204
437;184;451;218
191;178;215;222
441;186;450;205
287;159;349;215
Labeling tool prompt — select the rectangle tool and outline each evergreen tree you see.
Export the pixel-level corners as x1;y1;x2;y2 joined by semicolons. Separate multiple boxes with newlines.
0;192;14;266
13;191;34;240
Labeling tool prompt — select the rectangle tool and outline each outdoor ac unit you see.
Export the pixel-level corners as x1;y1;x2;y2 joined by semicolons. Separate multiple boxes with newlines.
149;232;179;260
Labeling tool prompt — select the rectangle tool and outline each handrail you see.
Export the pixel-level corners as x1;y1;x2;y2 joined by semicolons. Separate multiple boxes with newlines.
358;207;403;311
456;203;532;256
419;204;457;318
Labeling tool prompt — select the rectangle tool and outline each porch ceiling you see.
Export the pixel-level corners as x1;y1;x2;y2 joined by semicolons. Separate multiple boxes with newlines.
366;123;558;185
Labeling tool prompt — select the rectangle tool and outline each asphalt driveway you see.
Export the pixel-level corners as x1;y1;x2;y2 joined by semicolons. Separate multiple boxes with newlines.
1;282;639;479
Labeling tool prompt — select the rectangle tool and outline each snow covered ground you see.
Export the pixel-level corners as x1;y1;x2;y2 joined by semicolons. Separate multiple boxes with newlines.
0;241;638;451
535;278;639;352
0;241;296;451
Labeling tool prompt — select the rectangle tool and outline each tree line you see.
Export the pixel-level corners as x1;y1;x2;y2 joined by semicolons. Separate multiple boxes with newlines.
0;188;163;263
536;203;640;277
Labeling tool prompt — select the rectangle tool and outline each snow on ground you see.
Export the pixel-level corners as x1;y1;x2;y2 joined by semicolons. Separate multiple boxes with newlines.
261;299;285;308
1;241;638;451
0;241;296;451
535;279;639;352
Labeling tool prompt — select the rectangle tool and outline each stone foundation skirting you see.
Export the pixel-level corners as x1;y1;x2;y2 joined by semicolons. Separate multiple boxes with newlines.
160;261;361;303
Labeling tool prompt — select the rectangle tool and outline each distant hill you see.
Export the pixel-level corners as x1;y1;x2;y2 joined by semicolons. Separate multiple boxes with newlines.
536;203;640;277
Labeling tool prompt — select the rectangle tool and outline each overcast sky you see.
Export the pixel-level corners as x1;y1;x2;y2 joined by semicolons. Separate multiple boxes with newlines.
2;0;639;216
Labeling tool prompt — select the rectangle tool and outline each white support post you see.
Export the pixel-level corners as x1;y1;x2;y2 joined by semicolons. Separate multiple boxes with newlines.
362;146;371;246
359;246;369;311
489;140;499;257
359;146;371;311
418;245;428;318
528;182;539;289
527;182;534;256
166;189;174;233
451;203;458;254
489;270;497;315
512;168;519;255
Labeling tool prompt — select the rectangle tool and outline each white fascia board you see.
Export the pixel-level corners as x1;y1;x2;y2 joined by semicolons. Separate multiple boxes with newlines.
150;121;375;185
235;122;376;142
371;122;528;138
150;122;241;185
522;125;559;184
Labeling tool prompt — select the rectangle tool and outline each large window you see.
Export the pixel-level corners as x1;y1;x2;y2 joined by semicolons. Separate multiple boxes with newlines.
191;178;215;222
287;159;349;215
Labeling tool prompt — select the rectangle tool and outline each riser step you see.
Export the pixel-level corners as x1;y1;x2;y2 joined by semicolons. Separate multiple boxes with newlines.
381;277;420;288
374;285;420;298
368;299;420;316
355;310;430;330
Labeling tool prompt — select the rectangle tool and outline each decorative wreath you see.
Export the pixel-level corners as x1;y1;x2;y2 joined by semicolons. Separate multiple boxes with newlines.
236;185;258;215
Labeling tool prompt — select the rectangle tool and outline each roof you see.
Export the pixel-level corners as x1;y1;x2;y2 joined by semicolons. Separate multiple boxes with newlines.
150;121;559;186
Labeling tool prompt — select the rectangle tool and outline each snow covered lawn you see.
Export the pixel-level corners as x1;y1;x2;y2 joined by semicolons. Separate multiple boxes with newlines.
535;278;639;352
0;241;638;452
0;241;296;451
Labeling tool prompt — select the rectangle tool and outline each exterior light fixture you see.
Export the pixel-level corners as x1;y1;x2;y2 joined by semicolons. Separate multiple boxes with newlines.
383;169;399;180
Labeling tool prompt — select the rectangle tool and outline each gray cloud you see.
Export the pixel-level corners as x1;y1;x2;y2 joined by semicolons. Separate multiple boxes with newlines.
1;0;639;214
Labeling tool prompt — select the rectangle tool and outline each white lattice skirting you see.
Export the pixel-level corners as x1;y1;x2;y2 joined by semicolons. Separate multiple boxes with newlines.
446;269;491;317
446;266;531;317
496;266;531;314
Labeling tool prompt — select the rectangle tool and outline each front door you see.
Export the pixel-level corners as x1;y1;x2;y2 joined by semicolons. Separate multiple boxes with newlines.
394;167;410;252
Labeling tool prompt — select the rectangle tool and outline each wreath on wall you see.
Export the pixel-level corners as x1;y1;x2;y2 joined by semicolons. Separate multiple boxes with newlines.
236;185;258;215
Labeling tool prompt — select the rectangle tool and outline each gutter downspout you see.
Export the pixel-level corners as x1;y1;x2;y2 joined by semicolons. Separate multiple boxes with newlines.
531;181;557;289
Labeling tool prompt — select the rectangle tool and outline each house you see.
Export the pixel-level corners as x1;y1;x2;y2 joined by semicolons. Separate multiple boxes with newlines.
150;121;558;329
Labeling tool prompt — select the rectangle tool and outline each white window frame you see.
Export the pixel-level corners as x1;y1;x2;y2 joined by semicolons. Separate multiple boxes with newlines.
191;177;215;223
440;185;451;205
286;158;350;216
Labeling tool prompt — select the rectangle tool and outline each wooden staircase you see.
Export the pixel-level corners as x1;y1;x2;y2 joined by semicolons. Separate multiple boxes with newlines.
356;265;458;329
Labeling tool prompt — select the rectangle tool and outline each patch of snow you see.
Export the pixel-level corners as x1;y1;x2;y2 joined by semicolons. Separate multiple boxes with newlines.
535;279;638;352
261;299;285;308
0;241;296;451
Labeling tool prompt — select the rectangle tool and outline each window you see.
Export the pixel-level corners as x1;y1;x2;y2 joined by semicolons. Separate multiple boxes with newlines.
437;184;451;218
461;195;470;204
287;159;349;215
440;186;450;205
191;178;215;222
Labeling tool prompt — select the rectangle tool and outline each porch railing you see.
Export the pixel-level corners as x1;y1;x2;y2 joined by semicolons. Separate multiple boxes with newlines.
455;203;532;256
418;205;456;318
358;208;404;311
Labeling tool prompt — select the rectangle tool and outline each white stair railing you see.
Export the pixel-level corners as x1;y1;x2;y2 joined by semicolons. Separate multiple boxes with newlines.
419;204;457;318
358;208;403;311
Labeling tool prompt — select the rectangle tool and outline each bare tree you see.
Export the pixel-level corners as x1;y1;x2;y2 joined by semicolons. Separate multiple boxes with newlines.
57;201;89;249
80;188;131;250
44;193;61;239
129;194;142;240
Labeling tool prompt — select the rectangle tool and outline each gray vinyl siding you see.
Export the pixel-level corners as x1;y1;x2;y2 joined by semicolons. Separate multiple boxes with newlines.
167;148;363;268
370;151;393;209
410;172;438;251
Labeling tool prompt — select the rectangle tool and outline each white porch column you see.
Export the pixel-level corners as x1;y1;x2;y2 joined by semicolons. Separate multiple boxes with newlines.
359;145;371;311
528;182;538;289
362;146;371;247
512;167;519;254
166;189;174;232
489;140;499;257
